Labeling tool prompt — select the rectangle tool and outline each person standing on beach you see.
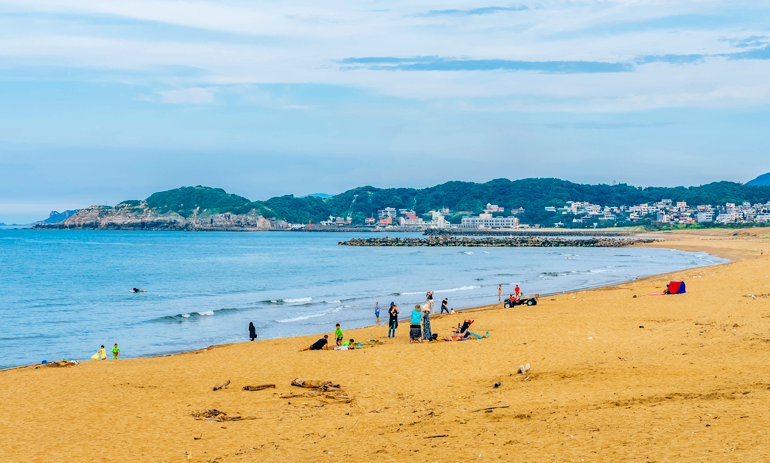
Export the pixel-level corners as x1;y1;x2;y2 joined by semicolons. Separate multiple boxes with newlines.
422;303;433;341
111;343;120;360
388;303;399;338
498;285;502;301
426;291;434;311
248;322;257;341
515;284;521;298
99;345;106;360
410;304;423;342
375;302;380;323
440;298;449;314
334;324;343;346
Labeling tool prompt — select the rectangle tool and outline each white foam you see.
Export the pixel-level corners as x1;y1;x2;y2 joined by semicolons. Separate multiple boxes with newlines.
197;310;215;316
434;285;480;293
182;313;191;318
284;297;312;303
276;305;343;323
324;300;341;304
463;251;473;255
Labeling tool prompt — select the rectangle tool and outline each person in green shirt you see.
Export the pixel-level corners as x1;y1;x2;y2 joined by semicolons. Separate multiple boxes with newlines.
112;343;120;359
341;339;355;348
334;324;343;346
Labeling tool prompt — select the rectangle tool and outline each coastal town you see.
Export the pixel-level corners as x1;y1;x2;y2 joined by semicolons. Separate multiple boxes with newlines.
299;199;770;230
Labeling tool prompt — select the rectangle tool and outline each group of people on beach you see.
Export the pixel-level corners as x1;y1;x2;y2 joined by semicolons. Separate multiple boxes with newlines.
272;285;524;351
302;323;356;350
383;292;451;342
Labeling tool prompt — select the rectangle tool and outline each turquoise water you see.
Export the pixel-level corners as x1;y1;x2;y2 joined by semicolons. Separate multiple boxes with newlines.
0;230;726;368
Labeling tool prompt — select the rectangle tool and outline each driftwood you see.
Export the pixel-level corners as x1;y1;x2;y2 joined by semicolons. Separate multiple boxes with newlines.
285;379;351;403
212;380;230;391
191;409;256;422
471;406;510;413
243;384;276;391
291;378;339;389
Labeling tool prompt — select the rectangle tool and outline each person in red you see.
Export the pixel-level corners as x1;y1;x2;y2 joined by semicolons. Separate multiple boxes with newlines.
515;285;521;298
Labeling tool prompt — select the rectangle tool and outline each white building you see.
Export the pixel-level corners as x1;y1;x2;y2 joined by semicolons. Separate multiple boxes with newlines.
696;212;713;223
460;216;519;229
377;207;397;220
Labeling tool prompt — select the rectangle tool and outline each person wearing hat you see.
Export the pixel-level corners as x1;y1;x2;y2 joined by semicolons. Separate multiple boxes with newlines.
388;303;399;338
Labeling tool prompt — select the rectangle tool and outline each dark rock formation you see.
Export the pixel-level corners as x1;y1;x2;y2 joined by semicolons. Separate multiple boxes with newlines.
339;235;655;248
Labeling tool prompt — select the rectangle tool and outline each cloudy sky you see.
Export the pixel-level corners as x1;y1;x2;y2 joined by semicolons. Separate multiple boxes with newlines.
1;0;769;222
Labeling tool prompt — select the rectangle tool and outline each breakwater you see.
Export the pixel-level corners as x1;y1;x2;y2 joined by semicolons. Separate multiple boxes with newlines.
339;236;656;247
423;228;638;237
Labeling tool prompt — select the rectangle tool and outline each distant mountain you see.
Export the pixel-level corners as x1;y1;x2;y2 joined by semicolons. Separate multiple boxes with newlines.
42;210;81;224
747;173;770;186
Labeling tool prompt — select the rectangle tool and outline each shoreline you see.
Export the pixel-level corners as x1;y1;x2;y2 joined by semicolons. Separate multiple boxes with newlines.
3;227;770;462
0;240;726;372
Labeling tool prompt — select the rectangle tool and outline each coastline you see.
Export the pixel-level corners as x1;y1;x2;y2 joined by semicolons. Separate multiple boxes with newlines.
2;227;769;462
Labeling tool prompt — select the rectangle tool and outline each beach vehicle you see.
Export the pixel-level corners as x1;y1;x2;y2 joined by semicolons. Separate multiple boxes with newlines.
503;294;539;308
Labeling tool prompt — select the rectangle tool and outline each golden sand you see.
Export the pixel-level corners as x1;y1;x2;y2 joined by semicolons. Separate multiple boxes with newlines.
2;228;770;462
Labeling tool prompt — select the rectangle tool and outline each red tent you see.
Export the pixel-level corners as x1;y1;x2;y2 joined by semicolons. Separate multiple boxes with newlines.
667;281;686;294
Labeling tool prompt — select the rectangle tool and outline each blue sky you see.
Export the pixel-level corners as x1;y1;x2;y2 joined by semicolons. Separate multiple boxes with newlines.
1;0;770;222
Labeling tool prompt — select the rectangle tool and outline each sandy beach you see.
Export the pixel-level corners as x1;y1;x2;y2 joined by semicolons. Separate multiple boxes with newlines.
2;228;770;462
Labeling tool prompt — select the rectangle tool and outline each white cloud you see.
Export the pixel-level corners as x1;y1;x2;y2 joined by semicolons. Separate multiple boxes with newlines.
0;0;768;111
156;87;216;104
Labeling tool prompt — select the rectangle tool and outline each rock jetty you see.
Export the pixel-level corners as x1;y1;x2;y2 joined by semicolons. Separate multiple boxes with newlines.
339;236;655;248
424;228;637;237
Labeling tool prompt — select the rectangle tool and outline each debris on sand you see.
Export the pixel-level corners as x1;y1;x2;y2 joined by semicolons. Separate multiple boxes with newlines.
190;409;256;422
291;378;339;389
243;384;275;391
282;379;352;403
212;380;230;391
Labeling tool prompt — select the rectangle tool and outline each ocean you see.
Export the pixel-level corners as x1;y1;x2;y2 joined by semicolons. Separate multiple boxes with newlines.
0;230;727;369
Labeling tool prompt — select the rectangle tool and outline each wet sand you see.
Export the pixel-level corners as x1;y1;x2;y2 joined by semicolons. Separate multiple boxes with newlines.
2;227;770;462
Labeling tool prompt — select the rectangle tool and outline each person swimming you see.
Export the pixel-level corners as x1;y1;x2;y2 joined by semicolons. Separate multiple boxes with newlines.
130;288;144;293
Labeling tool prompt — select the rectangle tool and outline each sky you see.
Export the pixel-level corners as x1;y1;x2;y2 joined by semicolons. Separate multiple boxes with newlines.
1;0;770;223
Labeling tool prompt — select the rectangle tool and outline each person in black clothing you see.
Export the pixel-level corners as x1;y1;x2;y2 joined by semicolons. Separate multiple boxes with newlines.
440;298;449;314
303;334;329;351
388;302;399;338
248;322;257;341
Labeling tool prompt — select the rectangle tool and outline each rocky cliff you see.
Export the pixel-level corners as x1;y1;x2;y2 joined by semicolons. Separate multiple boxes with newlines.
36;201;280;231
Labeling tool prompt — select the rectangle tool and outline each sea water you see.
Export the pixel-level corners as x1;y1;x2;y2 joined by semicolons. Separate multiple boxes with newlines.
0;230;727;369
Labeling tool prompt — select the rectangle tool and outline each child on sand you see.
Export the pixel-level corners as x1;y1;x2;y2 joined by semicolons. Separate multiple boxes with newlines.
375;303;380;323
99;345;106;360
334;324;343;346
112;343;120;359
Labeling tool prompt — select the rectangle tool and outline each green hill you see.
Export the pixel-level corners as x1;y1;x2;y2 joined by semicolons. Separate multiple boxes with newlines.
106;180;770;227
127;186;276;219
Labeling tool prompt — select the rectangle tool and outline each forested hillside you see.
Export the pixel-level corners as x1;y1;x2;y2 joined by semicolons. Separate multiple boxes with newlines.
106;180;770;226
